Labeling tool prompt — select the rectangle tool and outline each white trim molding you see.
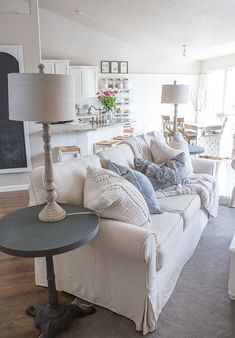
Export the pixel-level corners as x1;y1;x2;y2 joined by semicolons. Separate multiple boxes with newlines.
0;184;29;192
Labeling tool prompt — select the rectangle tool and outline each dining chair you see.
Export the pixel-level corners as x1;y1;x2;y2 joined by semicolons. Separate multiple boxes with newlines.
177;117;197;144
199;116;233;159
161;115;173;142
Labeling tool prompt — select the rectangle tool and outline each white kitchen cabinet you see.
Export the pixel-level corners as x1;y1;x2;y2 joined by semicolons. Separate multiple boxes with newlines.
69;66;98;101
41;59;70;75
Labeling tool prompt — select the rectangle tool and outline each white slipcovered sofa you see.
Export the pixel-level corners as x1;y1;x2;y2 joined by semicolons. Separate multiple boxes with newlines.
29;131;218;335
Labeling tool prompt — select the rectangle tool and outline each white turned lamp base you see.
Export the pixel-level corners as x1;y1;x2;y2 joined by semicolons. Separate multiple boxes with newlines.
39;202;66;222
39;122;66;223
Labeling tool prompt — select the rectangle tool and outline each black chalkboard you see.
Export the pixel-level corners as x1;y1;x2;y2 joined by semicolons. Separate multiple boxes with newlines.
0;52;27;170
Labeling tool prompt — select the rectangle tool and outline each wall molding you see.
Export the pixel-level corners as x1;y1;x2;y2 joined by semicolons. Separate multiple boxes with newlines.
0;184;29;192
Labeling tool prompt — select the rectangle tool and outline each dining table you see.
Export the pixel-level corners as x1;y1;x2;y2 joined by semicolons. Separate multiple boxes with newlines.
184;121;222;144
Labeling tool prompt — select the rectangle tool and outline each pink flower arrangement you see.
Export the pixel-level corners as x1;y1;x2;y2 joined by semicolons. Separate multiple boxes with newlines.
97;89;118;111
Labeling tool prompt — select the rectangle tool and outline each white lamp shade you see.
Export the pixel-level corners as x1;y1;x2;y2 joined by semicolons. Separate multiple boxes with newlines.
8;73;75;122
161;84;189;104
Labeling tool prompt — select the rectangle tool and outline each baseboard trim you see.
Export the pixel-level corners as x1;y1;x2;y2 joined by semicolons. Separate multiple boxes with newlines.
0;184;29;192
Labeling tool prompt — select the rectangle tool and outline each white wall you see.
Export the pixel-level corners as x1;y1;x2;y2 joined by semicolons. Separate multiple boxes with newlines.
97;73;197;135
29;8;200;169
39;9;200;75
127;74;197;134
0;0;41;189
0;5;199;190
201;54;235;73
39;9;197;136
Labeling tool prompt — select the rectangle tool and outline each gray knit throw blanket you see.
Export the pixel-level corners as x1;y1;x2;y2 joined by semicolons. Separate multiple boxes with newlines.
122;137;219;218
156;174;219;218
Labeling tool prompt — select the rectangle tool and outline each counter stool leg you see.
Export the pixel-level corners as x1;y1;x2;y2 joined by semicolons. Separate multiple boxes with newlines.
26;256;96;338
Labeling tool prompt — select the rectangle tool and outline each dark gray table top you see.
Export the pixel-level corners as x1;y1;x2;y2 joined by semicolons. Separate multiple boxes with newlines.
0;204;99;258
188;144;204;155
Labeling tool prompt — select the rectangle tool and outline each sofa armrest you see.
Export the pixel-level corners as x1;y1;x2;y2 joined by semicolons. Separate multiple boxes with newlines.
191;158;216;176
92;218;157;263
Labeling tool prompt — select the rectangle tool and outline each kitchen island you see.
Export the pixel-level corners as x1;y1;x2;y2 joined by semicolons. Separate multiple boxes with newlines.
50;122;125;157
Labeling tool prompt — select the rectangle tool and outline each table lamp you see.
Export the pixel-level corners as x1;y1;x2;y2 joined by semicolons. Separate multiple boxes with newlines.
8;64;75;222
161;81;189;136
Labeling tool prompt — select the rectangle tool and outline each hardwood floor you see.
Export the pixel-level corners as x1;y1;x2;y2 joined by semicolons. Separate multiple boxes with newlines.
0;191;74;338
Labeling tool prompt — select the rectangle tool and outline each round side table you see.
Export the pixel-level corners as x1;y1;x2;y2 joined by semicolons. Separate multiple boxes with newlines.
0;204;99;338
188;144;204;155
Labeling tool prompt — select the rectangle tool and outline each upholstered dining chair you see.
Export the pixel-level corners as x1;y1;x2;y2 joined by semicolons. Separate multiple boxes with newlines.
199;116;233;159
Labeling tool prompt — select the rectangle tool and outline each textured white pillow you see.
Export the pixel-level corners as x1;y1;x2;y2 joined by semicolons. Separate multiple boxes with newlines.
150;137;193;177
84;166;151;228
150;139;180;164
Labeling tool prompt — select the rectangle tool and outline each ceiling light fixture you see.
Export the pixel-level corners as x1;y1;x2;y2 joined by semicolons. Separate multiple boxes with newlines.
172;44;194;64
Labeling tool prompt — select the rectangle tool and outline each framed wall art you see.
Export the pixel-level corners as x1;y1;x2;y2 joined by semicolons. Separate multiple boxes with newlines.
120;61;128;74
110;61;119;74
101;61;110;73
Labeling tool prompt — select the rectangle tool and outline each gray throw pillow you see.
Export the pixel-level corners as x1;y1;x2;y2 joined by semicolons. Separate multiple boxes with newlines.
107;161;161;214
134;153;185;191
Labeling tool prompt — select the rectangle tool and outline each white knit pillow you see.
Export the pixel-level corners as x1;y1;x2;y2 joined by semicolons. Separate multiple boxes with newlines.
150;139;180;164
84;166;151;228
150;138;192;177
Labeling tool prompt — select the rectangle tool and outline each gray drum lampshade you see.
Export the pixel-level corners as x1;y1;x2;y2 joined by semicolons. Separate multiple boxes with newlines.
161;83;189;104
8;73;75;122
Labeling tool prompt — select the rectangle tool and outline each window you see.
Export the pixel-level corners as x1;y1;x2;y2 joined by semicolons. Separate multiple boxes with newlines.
205;69;225;122
224;67;235;116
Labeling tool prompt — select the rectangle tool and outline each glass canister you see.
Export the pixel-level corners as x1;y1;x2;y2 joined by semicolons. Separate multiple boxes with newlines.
123;78;130;90
116;78;123;90
104;78;109;89
108;78;115;89
99;78;105;90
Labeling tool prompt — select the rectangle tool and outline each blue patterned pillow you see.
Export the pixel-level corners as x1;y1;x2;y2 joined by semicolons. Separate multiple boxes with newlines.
134;153;185;191
107;161;161;214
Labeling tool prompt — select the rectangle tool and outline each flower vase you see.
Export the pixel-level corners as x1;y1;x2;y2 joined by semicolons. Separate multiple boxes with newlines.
104;109;115;125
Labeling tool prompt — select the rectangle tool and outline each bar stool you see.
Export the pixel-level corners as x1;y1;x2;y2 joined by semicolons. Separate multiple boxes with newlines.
55;146;81;162
93;140;120;153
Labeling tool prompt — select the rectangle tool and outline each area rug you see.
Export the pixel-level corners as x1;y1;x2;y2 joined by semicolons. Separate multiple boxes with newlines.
53;206;235;338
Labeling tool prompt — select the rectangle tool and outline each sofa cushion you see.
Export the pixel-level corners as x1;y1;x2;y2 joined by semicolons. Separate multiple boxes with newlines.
98;143;135;169
107;161;161;214
84;166;151;228
169;136;193;175
144;131;165;146
150;212;183;270
134;154;184;190
150;138;180;164
29;155;101;206
150;138;191;178
158;194;201;230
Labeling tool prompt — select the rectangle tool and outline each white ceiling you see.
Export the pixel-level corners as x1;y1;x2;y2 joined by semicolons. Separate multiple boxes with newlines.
38;0;235;60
